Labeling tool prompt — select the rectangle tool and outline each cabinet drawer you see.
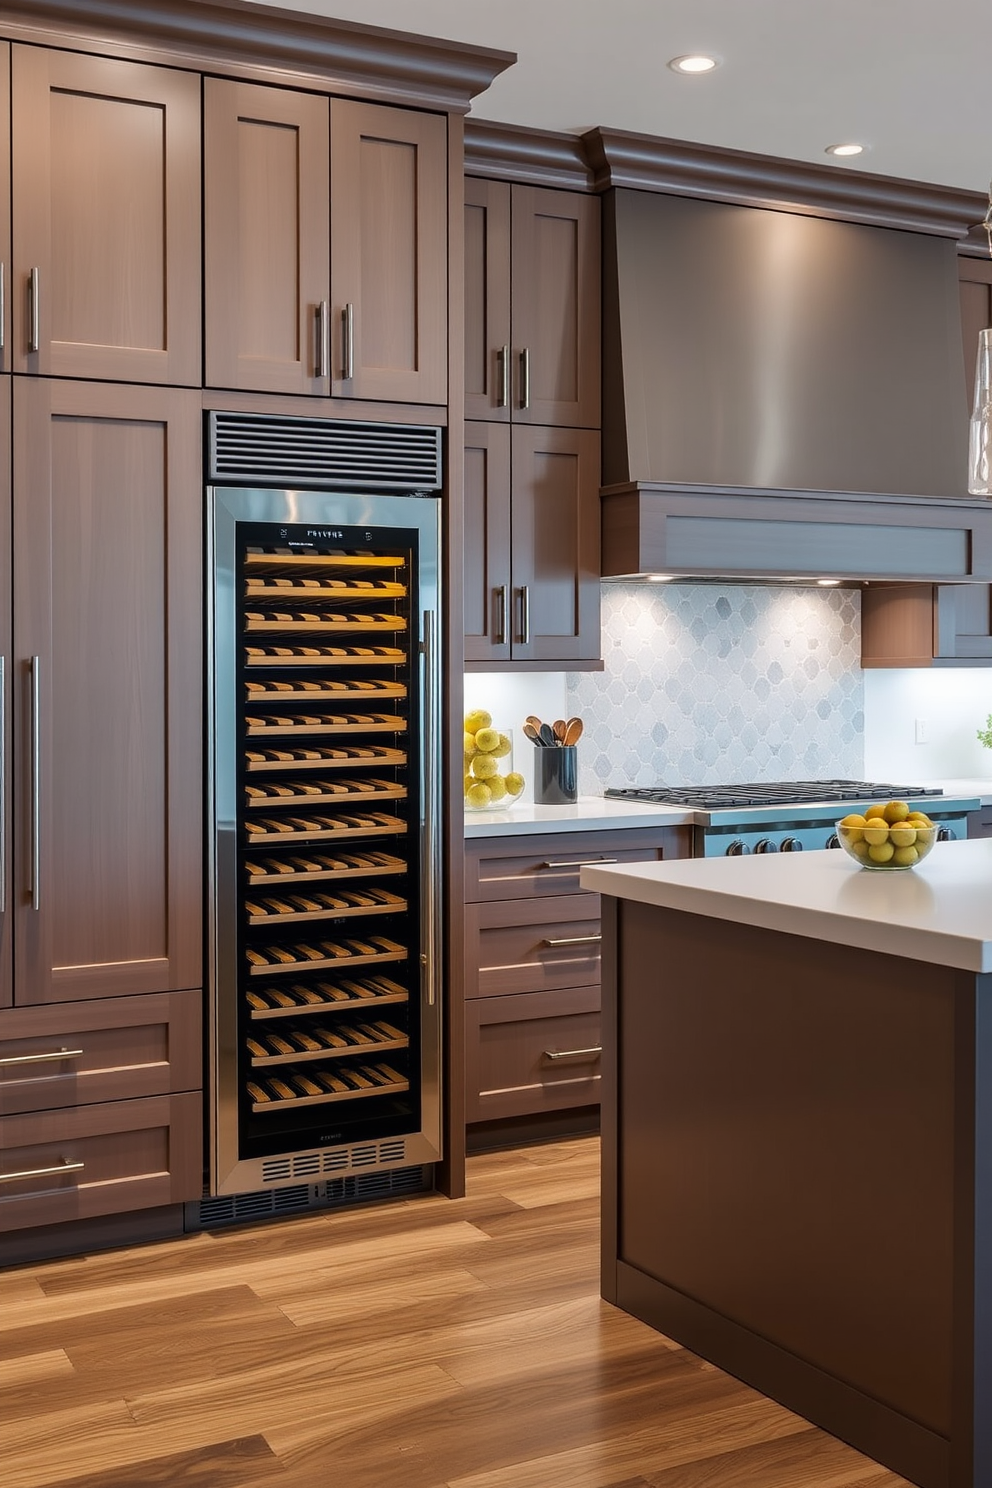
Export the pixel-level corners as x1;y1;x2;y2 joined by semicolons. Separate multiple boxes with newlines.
465;894;601;999
0;1093;202;1232
0;990;201;1117
968;808;992;840
466;828;687;903
466;986;601;1123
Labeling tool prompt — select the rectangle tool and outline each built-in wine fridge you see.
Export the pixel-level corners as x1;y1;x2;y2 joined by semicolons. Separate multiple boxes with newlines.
206;413;443;1197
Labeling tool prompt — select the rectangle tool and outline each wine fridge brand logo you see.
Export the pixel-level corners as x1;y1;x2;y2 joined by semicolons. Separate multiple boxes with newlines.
303;527;346;539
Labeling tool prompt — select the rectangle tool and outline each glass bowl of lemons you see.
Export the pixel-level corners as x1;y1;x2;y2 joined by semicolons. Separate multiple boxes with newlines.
463;710;525;811
836;800;937;871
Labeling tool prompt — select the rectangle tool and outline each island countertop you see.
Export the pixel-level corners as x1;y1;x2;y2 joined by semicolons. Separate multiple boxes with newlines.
581;836;992;973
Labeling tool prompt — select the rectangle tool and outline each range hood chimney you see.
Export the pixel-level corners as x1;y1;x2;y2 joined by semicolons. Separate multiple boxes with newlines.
585;129;992;583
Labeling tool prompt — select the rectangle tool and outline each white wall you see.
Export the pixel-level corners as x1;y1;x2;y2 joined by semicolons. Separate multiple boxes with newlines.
863;668;992;780
462;672;568;803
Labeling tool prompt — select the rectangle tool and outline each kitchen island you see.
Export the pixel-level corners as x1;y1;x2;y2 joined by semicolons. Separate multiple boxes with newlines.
581;840;992;1488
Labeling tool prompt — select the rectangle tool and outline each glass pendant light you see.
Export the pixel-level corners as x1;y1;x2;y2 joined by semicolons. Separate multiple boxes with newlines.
968;182;992;496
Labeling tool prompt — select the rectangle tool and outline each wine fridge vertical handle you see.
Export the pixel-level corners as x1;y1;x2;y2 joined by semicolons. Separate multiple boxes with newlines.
28;268;40;355
421;610;440;1008
0;657;5;914
316;301;329;379
342;303;354;380
30;657;40;911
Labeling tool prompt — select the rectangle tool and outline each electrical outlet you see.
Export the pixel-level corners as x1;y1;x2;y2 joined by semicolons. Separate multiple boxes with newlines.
915;717;928;745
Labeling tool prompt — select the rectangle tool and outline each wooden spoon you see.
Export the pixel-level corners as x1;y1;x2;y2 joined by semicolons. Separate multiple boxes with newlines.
522;722;543;746
525;715;544;732
552;720;567;744
563;717;583;746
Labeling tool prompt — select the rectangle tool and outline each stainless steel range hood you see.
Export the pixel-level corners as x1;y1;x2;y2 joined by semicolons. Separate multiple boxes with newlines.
594;144;992;583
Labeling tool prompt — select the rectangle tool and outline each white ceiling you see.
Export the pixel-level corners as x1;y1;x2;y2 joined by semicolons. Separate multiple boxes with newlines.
249;0;992;198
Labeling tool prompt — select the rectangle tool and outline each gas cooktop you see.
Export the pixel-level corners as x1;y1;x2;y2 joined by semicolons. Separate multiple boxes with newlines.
604;779;944;810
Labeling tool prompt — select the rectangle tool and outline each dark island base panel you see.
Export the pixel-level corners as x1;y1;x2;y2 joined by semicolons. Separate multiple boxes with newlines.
613;1264;947;1488
0;1205;186;1270
601;897;992;1488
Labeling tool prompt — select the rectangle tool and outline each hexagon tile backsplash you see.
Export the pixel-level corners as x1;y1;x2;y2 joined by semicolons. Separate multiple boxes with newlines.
566;584;863;793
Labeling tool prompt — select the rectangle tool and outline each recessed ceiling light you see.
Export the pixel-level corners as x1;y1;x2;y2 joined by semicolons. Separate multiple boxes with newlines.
825;142;866;158
668;54;720;74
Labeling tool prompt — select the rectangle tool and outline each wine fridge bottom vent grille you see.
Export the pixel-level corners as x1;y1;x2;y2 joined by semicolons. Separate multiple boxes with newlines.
188;1164;428;1230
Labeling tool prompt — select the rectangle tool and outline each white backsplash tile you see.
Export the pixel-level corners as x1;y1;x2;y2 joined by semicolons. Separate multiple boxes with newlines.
566;584;864;791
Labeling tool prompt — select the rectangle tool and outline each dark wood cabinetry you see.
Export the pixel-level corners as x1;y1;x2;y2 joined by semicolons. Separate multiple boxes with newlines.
464;179;600;427
861;582;992;666
464;421;601;666
205;88;448;404
0;47;9;372
464;826;690;1136
11;47;201;385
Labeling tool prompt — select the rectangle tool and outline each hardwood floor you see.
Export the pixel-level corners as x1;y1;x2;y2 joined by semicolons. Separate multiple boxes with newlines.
0;1137;914;1488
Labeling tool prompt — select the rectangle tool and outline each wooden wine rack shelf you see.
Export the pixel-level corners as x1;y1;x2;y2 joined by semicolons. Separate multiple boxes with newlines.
247;976;409;1018
247;936;407;975
248;1062;410;1111
245;813;407;842
245;851;406;886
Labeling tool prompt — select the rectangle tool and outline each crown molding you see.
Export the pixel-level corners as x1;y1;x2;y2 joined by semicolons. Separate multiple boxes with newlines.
1;0;515;111
464;119;594;190
583;126;987;239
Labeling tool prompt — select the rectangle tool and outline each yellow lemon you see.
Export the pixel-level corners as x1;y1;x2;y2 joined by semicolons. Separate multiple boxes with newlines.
487;775;508;802
889;825;917;848
472;754;498;780
474;727;500;752
863;824;890;847
464;709;492;733
892;844;920;866
883;800;910;823
867;840;895;863
464;732;477;754
489;732;512;759
504;771;525;797
465;782;493;809
848;839;871;859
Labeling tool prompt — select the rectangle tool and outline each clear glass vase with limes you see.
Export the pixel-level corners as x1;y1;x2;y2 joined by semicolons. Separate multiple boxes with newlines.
464;710;525;811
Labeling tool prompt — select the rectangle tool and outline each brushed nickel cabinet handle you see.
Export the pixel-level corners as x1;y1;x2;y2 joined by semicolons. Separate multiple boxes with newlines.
539;858;618;870
519;347;530;409
0;657;4;914
542;1046;602;1062
0;1047;84;1067
497;345;509;407
541;934;602;948
0;262;5;351
30;656;40;911
316;301;329;379
342;302;354;380
28;267;40;354
0;1159;85;1185
495;585;508;645
519;585;530;645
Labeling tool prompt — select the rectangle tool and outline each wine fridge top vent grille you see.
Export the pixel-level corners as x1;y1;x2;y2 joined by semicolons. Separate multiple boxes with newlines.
208;413;443;492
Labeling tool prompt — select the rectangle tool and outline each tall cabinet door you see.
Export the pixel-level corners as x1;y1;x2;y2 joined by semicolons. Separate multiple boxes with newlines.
11;47;201;385
510;426;601;664
331;99;447;404
12;380;202;1006
0;379;10;1011
465;178;511;421
204;79;330;395
511;186;600;429
464;422;511;663
0;45;10;373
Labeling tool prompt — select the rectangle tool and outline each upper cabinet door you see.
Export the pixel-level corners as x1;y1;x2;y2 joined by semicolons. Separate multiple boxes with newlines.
0;379;10;1012
0;46;10;374
465;178;511;422
330;100;447;404
960;257;992;410
12;379;203;1006
11;47;201;385
511;186;600;429
204;79;330;395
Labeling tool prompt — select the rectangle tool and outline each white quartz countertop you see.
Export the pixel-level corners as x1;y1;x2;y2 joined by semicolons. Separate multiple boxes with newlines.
580;837;992;973
462;796;694;837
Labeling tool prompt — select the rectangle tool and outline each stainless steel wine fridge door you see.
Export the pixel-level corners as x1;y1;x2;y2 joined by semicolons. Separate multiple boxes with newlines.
207;485;442;1196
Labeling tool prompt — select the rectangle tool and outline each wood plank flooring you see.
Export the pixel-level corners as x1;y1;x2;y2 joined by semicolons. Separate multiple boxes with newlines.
0;1137;915;1488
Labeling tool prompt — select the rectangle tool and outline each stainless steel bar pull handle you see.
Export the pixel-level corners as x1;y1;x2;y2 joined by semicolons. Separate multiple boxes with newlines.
0;1047;83;1067
28;267;40;354
495;585;508;646
543;1046;603;1062
342;302;354;380
0;657;5;915
542;934;603;948
316;301;329;379
519;585;530;645
497;345;509;408
30;656;40;911
421;609;440;1008
539;858;618;870
0;1159;85;1186
519;347;530;409
0;262;5;352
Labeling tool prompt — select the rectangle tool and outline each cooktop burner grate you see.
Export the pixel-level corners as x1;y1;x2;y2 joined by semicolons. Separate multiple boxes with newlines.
604;779;943;809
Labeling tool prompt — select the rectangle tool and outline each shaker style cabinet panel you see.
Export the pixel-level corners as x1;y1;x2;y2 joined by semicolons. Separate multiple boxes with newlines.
12;380;203;1005
861;582;992;667
11;47;201;385
204;79;331;395
465;422;601;667
0;47;10;373
331;99;447;404
0;380;10;1012
464;179;600;428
